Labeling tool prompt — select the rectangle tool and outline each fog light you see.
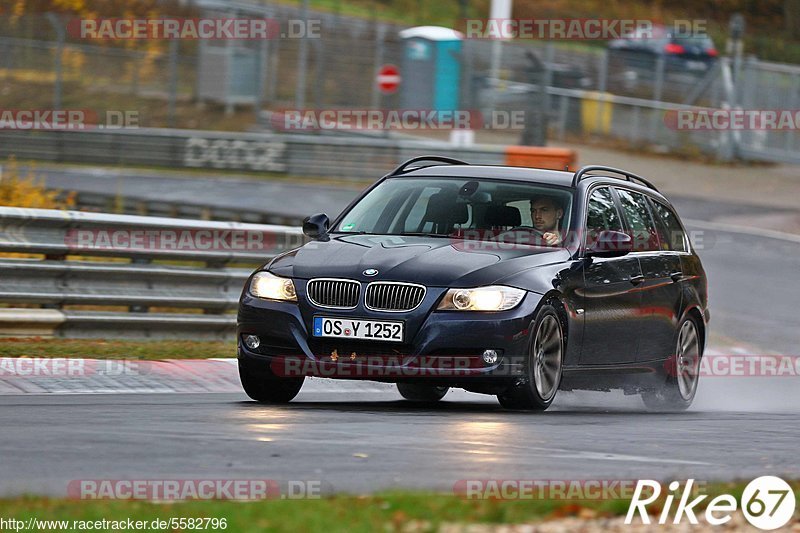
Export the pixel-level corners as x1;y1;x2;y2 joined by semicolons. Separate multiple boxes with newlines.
482;349;499;365
244;335;261;350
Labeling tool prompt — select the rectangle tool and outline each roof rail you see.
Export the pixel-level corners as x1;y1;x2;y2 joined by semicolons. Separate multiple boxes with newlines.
389;155;469;176
572;165;659;192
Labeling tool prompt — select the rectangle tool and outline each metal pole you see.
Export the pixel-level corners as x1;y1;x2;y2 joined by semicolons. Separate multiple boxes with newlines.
594;50;609;136
268;32;280;103
540;42;554;143
311;38;323;109
727;14;746;104
53;39;63;111
556;95;567;140
370;23;387;109
45;13;65;111
462;39;474;109
167;39;179;128
597;49;608;93
649;55;665;143
2;39;12;80
486;0;512;115
295;0;310;109
785;74;799;155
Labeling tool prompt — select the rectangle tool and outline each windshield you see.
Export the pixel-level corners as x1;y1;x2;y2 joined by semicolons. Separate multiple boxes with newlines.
333;177;574;246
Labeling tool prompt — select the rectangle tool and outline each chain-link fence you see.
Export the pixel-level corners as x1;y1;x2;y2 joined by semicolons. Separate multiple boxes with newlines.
1;8;799;163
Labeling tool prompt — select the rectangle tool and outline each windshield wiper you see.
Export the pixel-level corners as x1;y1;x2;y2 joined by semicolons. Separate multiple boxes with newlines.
397;232;451;238
333;231;452;238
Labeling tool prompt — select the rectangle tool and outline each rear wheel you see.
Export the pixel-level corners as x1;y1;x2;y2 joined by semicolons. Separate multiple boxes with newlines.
239;360;304;404
497;304;564;411
641;316;702;412
397;383;449;403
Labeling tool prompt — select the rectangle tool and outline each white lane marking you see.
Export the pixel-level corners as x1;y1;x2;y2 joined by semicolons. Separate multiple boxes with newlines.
552;450;710;465
683;218;800;244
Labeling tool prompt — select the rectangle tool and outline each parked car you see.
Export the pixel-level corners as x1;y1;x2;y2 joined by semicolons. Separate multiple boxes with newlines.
237;157;709;411
608;24;718;78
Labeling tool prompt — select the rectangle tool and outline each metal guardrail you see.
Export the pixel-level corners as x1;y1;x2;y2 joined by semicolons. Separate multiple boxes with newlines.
0;127;507;179
68;191;301;226
0;207;304;340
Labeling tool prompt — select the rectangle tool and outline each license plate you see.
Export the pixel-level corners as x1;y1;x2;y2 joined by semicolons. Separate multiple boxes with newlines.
686;61;707;71
313;317;404;343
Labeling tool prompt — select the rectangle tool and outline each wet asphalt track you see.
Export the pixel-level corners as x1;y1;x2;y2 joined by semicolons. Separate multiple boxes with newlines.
1;389;799;496
2;168;799;496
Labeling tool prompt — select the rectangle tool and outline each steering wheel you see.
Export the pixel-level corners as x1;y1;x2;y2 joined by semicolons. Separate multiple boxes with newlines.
504;226;546;238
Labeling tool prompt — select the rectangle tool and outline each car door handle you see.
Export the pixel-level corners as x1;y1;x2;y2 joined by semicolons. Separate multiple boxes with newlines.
670;271;683;282
629;275;645;286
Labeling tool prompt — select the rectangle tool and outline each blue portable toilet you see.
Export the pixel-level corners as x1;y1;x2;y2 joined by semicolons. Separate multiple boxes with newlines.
399;26;463;111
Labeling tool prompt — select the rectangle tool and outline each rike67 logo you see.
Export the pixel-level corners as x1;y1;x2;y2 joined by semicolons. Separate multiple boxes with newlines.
626;477;796;530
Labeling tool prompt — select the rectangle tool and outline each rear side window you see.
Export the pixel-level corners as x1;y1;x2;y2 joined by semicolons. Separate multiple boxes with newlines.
616;189;661;252
672;35;714;49
650;200;689;252
585;187;623;246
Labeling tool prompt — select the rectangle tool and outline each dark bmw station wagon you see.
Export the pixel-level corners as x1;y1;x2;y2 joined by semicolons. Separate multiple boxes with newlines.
237;157;708;411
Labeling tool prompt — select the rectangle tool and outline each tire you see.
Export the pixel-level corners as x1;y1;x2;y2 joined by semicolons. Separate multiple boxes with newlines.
397;383;449;403
239;360;304;404
497;303;564;411
641;315;702;412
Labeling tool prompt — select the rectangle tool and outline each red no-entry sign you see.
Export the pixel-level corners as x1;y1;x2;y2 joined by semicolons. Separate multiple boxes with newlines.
376;64;401;94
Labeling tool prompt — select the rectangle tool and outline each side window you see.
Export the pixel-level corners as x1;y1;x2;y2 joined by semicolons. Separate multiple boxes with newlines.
616;189;660;252
585;187;623;246
651;200;689;252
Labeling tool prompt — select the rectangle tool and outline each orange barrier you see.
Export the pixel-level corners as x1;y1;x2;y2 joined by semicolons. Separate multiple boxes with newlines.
504;146;577;171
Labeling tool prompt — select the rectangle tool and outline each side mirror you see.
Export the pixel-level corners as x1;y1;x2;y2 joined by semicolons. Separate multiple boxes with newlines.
302;213;329;239
586;230;632;258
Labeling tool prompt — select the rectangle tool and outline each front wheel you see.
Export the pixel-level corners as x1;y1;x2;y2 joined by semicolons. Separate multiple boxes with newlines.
641;316;702;412
397;383;448;403
239;360;304;404
497;303;564;411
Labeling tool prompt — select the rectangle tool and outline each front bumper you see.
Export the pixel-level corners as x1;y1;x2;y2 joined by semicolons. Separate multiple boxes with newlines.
237;287;541;383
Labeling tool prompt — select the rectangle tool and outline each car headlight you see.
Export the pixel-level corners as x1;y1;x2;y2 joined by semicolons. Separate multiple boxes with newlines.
249;271;297;302
436;286;525;311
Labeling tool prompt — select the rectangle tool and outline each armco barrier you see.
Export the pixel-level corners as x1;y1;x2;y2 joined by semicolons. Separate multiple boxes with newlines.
0;207;304;339
0;128;512;179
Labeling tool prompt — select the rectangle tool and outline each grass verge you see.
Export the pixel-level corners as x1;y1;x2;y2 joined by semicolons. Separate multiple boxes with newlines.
0;492;661;533
1;482;798;532
0;338;233;360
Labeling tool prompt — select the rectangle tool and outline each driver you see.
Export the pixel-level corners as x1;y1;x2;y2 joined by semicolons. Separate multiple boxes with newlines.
529;196;563;246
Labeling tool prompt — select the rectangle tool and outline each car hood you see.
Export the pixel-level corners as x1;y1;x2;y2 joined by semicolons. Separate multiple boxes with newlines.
268;234;570;288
